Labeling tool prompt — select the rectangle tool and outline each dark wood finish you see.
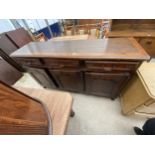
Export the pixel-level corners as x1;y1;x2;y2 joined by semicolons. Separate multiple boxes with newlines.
0;58;22;85
6;28;33;48
85;61;139;72
0;81;52;134
111;19;155;31
0;33;18;55
135;37;155;57
14;57;42;68
108;19;155;57
43;59;80;69
50;70;83;92
85;72;130;99
11;39;150;99
11;38;149;60
0;33;24;72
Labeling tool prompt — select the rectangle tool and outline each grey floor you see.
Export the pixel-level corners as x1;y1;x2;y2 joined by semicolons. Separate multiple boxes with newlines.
15;73;147;135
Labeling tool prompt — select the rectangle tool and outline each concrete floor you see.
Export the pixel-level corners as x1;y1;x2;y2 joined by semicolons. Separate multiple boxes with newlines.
15;73;147;135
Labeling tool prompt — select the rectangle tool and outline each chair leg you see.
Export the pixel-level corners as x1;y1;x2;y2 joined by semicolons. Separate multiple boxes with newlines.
70;109;75;117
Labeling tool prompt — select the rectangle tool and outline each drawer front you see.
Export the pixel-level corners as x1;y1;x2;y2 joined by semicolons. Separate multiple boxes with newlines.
138;37;155;57
14;58;42;67
85;61;139;72
42;59;80;69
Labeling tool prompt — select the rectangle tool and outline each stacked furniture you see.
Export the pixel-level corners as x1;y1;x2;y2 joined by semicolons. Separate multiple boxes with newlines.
107;19;155;58
121;62;155;116
64;19;104;37
0;80;73;134
0;57;22;85
0;28;51;86
11;38;149;99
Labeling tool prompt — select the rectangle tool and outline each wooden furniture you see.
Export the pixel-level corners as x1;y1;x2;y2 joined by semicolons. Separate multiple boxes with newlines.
0;28;51;85
11;38;149;99
0;28;33;71
107;19;155;57
0;31;23;84
0;33;24;72
15;87;73;135
6;28;33;48
51;35;95;41
0;80;73;134
0;57;22;85
121;62;155;116
34;32;46;42
64;20;103;36
0;81;52;134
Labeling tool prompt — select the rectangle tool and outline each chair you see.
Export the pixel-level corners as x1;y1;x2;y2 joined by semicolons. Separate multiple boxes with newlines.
0;81;74;135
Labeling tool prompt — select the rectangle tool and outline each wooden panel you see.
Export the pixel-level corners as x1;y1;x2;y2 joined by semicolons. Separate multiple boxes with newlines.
6;28;32;48
85;72;130;99
0;33;18;55
14;57;42;68
28;68;56;88
107;31;155;38
15;87;73;135
43;59;80;69
137;37;155;57
120;75;151;115
0;82;51;134
111;19;155;31
85;61;139;72
0;58;22;85
50;70;83;92
137;62;155;99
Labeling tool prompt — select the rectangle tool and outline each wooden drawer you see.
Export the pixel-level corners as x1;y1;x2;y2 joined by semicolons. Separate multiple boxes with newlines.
42;59;80;69
137;37;155;57
14;58;42;67
85;61;139;72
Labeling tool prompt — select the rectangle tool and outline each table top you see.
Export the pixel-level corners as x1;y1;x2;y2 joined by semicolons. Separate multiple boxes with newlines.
108;30;155;37
11;38;150;60
137;62;155;99
15;87;73;135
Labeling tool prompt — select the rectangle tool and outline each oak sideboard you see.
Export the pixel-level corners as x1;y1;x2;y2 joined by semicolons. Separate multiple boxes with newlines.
11;38;150;99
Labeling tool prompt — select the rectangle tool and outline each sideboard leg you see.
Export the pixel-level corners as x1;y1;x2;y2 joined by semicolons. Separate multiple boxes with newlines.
70;109;75;117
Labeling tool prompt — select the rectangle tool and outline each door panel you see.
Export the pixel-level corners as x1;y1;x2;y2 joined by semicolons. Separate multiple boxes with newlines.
50;70;83;92
85;72;130;98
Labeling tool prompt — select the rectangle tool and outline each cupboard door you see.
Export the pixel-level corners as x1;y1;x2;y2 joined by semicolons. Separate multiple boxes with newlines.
50;70;83;92
28;68;56;88
85;72;130;99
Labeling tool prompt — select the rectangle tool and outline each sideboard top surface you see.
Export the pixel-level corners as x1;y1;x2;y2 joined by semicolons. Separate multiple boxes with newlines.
11;38;150;60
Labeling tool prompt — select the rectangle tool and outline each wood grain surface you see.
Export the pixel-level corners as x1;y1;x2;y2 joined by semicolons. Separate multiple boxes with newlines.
0;81;51;134
11;38;150;60
15;87;73;135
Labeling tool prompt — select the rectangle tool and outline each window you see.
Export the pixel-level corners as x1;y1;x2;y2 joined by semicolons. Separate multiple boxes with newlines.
0;19;15;33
